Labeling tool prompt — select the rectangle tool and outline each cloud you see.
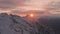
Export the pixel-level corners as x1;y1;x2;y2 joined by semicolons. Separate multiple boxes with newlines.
11;10;23;14
44;0;60;14
0;0;60;14
0;0;25;9
45;0;60;11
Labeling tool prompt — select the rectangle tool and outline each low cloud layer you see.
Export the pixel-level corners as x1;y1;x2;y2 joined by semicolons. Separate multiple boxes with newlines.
0;0;25;9
0;0;60;15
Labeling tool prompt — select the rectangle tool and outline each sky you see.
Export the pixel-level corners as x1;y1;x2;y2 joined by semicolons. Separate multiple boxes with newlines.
0;0;60;14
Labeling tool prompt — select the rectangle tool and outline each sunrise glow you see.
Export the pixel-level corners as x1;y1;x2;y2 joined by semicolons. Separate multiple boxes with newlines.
29;13;35;18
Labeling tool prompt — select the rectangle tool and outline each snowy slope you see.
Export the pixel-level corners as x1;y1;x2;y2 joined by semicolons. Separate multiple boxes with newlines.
38;16;60;34
0;13;55;34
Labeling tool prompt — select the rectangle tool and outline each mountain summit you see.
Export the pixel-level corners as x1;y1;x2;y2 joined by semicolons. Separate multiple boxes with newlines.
0;13;54;34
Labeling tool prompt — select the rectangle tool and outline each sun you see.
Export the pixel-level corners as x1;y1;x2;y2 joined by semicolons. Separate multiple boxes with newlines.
29;13;35;18
30;14;34;17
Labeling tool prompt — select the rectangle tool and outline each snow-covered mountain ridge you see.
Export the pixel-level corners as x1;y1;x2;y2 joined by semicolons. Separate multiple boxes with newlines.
0;13;55;34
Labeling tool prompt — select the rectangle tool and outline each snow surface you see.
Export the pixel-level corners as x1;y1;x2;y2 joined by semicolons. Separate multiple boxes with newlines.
0;13;55;34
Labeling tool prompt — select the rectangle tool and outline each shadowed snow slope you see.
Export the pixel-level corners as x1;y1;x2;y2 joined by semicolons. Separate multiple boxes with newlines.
38;16;60;34
0;13;55;34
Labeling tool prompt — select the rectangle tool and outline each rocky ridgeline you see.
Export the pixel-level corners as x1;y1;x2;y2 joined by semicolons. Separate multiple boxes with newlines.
0;13;55;34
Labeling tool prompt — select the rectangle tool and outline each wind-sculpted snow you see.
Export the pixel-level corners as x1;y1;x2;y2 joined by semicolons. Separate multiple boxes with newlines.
0;13;55;34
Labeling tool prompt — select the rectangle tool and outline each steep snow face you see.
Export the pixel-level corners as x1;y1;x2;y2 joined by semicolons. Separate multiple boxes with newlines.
0;13;55;34
0;13;16;34
0;13;31;34
0;13;37;34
